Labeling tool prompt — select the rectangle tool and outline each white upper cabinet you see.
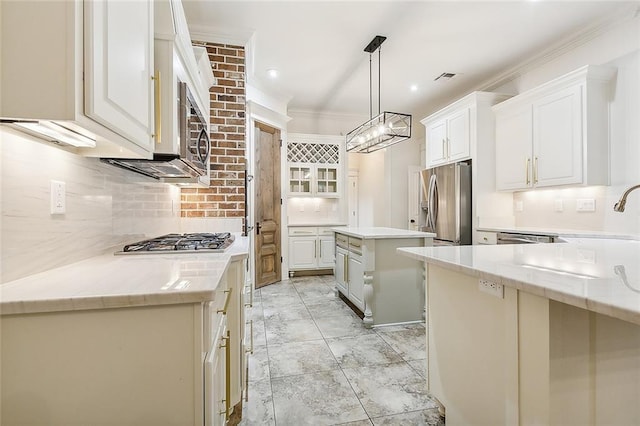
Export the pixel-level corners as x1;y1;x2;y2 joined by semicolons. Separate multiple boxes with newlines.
494;65;615;191
84;0;154;150
423;106;470;168
532;85;583;187
495;104;533;190
0;1;154;158
287;134;344;198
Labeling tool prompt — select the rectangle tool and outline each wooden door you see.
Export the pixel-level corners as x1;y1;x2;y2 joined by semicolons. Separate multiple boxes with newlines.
254;122;281;288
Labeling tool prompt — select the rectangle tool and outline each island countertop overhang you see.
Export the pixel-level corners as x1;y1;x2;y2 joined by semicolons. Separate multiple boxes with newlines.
398;240;640;326
331;226;436;239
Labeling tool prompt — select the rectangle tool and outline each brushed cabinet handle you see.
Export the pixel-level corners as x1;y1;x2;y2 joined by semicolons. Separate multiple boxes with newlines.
244;284;253;308
442;139;446;157
219;330;231;420
344;254;348;283
534;156;539;184
152;71;161;143
526;158;531;185
447;137;451;157
217;289;232;315
246;320;254;355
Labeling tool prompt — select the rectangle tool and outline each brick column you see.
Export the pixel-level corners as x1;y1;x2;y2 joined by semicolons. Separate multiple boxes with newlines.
181;42;246;223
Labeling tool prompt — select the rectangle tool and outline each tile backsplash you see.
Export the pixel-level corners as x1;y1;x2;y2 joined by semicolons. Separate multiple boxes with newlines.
287;197;342;224
514;185;640;234
1;128;181;283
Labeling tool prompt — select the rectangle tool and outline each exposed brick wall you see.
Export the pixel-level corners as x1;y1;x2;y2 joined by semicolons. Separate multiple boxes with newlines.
181;42;246;221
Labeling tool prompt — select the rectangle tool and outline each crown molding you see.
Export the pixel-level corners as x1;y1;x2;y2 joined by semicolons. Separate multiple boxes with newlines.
189;24;252;47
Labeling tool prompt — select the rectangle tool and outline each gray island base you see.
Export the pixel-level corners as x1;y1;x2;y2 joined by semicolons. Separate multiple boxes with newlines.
331;227;435;328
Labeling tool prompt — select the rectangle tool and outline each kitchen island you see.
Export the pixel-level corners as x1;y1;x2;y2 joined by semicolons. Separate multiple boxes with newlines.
398;240;640;425
332;227;435;327
0;235;249;426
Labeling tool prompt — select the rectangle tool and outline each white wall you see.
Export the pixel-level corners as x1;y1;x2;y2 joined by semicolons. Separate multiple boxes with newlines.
385;138;422;229
287;110;366;136
356;149;386;227
1;128;181;282
493;15;640;235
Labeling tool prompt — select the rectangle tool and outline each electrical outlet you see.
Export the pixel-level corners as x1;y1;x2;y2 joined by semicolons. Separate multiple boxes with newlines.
50;180;66;215
478;279;504;298
555;199;564;212
515;201;523;212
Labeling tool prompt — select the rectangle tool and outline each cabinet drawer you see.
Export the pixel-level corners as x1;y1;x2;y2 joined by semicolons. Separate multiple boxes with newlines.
203;285;232;352
288;227;317;236
336;233;348;249
477;231;497;245
318;227;335;236
348;237;363;255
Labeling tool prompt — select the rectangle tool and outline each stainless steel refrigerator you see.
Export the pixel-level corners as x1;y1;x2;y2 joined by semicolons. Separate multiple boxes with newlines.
420;160;472;245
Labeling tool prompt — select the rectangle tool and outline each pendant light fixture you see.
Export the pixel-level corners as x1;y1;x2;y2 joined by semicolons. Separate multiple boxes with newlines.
346;35;412;153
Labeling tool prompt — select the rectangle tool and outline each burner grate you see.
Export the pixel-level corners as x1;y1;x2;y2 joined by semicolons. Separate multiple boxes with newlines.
120;233;234;254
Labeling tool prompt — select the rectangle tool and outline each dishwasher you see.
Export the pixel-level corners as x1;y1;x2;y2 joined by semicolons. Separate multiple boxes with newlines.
496;231;558;244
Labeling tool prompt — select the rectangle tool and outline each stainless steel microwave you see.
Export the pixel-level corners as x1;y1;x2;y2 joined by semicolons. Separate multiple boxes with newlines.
101;82;210;182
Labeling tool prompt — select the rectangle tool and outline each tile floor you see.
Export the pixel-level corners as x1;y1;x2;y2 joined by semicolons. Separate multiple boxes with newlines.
239;274;444;426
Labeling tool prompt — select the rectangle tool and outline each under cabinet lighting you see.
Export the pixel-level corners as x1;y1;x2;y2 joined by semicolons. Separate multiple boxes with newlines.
15;121;96;148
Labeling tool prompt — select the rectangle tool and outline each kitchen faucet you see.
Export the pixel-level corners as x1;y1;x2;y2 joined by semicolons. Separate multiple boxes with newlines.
613;184;640;212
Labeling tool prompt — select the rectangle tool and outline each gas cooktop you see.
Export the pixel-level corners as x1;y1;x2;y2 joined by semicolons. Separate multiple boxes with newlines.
116;232;235;255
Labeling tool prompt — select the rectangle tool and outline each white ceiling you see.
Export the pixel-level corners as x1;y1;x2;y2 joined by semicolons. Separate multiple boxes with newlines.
182;1;638;120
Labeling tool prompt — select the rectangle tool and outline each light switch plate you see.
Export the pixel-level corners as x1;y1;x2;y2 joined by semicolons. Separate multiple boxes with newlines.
576;198;596;212
555;199;564;212
50;180;66;215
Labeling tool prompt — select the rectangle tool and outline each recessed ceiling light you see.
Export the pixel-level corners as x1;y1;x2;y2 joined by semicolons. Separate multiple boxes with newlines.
410;85;418;92
267;69;278;78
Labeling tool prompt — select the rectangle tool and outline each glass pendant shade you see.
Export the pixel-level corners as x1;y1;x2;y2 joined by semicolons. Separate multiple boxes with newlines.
346;35;412;153
346;111;412;153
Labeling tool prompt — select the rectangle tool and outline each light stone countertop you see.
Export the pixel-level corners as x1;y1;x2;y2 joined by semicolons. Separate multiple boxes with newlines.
331;226;436;239
0;235;249;316
397;239;640;326
477;226;640;240
288;223;348;227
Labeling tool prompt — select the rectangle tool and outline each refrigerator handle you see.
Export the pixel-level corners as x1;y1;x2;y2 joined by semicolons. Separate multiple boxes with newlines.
428;174;438;229
427;175;433;228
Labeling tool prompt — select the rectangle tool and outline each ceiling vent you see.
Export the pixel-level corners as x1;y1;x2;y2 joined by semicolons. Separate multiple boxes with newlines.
434;72;456;81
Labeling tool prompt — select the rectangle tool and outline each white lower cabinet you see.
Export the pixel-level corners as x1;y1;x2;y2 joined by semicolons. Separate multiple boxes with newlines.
347;252;364;310
335;246;348;294
1;258;247;425
476;231;498;245
205;311;228;426
288;227;335;274
334;235;365;312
